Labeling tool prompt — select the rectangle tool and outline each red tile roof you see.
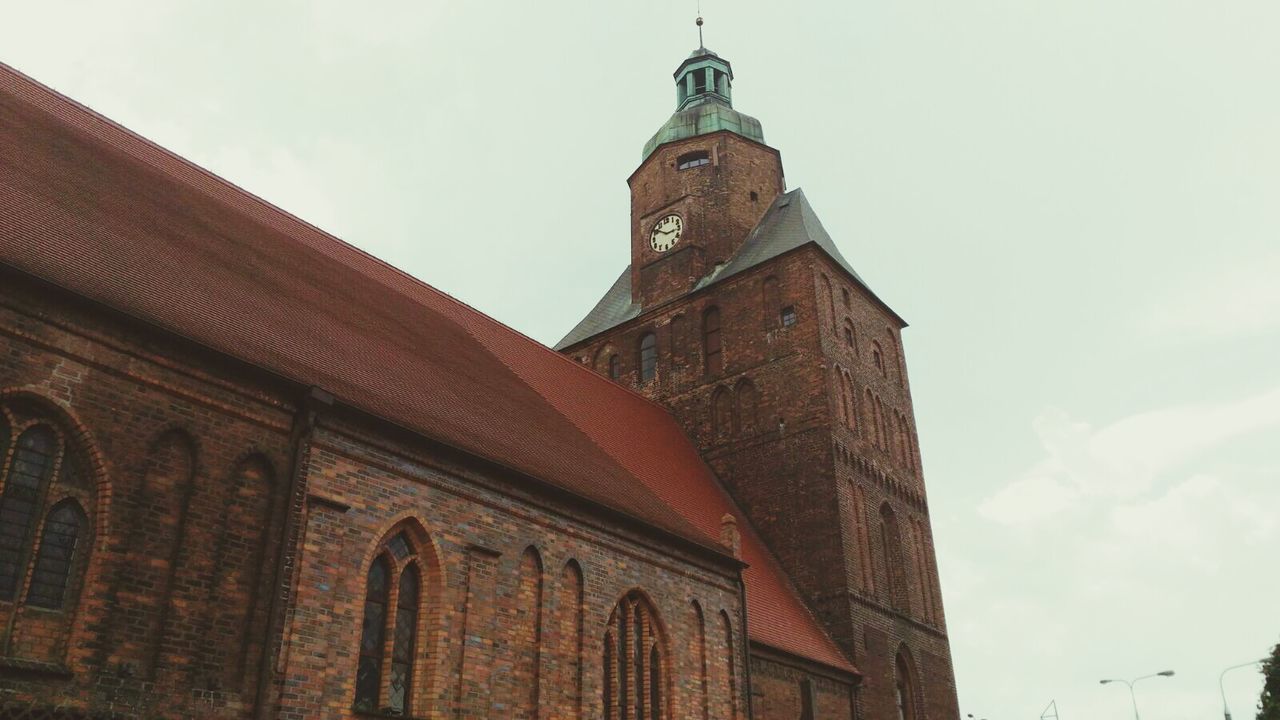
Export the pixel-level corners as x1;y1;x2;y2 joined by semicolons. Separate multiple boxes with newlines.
0;62;855;675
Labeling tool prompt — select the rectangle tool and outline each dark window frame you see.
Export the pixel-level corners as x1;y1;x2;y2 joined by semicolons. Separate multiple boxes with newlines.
780;306;797;328
702;308;722;376
638;333;658;383
354;533;427;717
677;151;711;170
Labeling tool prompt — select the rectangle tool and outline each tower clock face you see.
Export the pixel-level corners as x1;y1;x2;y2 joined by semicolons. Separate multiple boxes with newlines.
649;214;683;252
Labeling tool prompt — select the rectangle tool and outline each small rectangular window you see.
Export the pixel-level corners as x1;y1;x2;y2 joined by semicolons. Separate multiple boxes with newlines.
780;306;797;328
677;151;711;170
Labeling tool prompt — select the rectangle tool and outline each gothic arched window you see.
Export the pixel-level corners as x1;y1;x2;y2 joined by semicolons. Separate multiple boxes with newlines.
609;354;621;381
639;333;658;383
843;320;857;354
895;649;918;720
0;399;97;667
0;425;57;600
355;556;390;711
669;314;686;364
871;341;886;375
603;591;667;720
702;308;722;375
26;500;86;609
880;504;908;611
354;531;428;716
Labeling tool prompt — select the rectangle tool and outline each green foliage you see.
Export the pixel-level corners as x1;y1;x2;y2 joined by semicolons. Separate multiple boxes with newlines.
1260;640;1280;720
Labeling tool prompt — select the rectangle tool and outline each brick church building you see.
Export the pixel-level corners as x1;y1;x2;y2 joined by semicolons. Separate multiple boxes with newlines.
0;41;959;720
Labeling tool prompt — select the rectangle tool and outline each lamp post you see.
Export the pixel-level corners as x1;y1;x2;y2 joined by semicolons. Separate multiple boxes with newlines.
1100;670;1175;720
1220;659;1266;720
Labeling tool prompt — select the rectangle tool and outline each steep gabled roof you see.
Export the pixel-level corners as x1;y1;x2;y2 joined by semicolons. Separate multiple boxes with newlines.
0;62;855;675
556;188;899;350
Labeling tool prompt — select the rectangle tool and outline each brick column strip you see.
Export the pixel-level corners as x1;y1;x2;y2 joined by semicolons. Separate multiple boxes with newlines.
456;544;502;720
253;386;331;720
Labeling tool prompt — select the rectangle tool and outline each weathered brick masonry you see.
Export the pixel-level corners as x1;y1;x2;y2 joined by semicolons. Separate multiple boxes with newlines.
559;46;961;720
0;271;750;720
0;55;864;720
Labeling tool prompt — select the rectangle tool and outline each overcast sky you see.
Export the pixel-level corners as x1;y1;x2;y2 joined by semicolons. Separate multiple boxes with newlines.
3;1;1277;717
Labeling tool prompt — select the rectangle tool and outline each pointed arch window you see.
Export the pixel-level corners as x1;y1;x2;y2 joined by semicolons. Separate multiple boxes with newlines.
609;354;622;380
354;531;428;716
895;650;918;720
702;308;722;375
355;556;390;711
603;591;667;720
670;314;686;364
843;320;857;354
0;401;96;670
26;500;86;609
0;425;58;600
639;333;658;383
871;341;885;375
649;645;662;720
879;504;908;611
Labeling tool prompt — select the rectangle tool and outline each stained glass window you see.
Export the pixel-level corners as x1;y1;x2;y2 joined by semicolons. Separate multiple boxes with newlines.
26;502;84;609
388;564;419;715
355;555;390;711
0;426;57;600
649;645;661;720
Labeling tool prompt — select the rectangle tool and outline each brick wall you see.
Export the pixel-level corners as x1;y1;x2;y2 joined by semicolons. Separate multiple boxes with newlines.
628;132;785;308
564;239;961;717
0;271;751;719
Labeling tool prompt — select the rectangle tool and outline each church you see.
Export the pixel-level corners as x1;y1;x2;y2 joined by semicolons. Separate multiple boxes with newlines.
0;39;960;720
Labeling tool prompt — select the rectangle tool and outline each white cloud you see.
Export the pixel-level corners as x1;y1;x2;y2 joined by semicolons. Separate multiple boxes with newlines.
980;384;1280;526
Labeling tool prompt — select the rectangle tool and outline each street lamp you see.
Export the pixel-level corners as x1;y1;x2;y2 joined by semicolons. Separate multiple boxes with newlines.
1100;670;1175;720
1220;659;1267;720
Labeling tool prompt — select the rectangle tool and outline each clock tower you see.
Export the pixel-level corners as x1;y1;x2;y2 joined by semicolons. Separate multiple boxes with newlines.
628;46;785;308
560;42;962;720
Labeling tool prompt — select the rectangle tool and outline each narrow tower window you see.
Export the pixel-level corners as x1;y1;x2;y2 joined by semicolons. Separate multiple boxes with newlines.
677;151;711;170
895;651;917;720
780;306;796;328
702;308;722;375
639;333;658;383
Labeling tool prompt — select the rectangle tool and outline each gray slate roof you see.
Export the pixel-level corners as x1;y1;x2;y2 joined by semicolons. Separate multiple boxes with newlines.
555;188;878;350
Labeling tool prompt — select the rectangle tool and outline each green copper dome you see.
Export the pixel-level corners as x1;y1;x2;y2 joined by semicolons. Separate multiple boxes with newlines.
641;47;765;161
